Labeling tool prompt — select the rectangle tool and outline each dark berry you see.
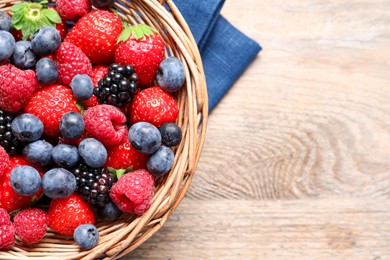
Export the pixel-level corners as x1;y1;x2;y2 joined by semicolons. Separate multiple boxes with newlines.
157;57;185;92
11;41;38;69
0;11;12;32
94;64;139;107
60;111;85;139
128;122;162;154
0;110;22;155
159;122;182;147
70;74;94;101
36;58;58;85
0;31;15;64
71;162;114;207
31;26;61;56
147;146;174;176
11;113;44;142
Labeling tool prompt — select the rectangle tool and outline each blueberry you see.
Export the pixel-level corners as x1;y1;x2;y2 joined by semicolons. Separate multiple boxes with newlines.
11;113;44;142
31;26;61;56
156;57;185;92
23;140;54;166
159;123;182;147
70;74;94;101
0;11;12;32
97;202;122;221
52;144;80;168
36;58;58;85
73;224;99;250
147;146;174;176
0;31;15;64
10;166;41;196
60;112;85;139
42;168;77;199
78;138;107;168
91;0;115;9
10;41;38;69
128;122;162;154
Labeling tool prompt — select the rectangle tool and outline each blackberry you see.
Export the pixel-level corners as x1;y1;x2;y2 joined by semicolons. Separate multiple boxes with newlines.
93;64;139;107
0;109;22;155
71;162;115;207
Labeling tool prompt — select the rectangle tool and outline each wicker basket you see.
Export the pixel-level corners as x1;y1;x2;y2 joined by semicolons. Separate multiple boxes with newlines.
0;0;208;259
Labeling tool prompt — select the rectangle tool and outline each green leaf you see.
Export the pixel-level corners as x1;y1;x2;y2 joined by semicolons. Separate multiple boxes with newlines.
42;8;62;24
9;2;27;14
117;27;132;43
11;12;24;26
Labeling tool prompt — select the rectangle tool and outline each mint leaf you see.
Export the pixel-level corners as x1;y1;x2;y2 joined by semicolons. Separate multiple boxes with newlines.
42;9;62;24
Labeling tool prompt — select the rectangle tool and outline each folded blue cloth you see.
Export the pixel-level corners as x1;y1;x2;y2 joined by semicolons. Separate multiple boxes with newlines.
174;0;262;111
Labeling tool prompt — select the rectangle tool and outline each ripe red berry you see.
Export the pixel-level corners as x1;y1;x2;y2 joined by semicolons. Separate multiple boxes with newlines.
13;208;49;244
115;24;165;87
0;146;10;178
25;84;79;137
56;0;91;22
65;10;122;64
48;193;95;236
54;42;92;86
110;169;155;215
0;224;15;249
0;64;37;113
130;86;179;128
83;104;128;146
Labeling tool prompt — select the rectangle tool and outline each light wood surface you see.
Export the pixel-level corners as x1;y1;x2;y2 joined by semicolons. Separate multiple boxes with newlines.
124;0;390;259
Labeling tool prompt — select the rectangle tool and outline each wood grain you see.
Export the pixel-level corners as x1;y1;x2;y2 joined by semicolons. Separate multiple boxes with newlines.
123;0;390;258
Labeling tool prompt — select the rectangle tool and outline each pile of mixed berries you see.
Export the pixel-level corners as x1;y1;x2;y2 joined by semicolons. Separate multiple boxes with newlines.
0;0;186;251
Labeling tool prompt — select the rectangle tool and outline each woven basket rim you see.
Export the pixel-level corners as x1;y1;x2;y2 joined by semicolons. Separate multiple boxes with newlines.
0;0;208;259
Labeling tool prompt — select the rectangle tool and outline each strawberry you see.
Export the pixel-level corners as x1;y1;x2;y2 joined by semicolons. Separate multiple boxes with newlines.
0;146;10;178
54;42;92;86
0;64;37;113
0;156;44;213
84;65;109;108
48;193;95;236
9;2;66;41
105;133;149;176
56;0;91;22
130;86;179;128
115;24;165;87
24;84;79;137
65;10;122;64
83;104;127;146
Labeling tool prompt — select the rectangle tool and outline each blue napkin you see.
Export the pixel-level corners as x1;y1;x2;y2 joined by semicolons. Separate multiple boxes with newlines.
174;0;262;111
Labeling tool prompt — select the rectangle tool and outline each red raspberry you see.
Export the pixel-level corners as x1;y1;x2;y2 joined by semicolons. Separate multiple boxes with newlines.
83;104;127;146
56;0;91;22
110;169;155;215
0;225;15;249
0;208;15;249
0;208;12;226
54;42;92;86
0;64;37;113
13;208;49;244
0;146;10;178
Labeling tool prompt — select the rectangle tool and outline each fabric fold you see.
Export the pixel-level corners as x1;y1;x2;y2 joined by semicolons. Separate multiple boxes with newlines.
174;0;262;111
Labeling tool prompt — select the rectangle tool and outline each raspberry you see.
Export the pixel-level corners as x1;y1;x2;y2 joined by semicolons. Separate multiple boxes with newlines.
83;104;127;146
0;208;15;249
56;0;91;22
0;208;12;226
0;146;10;177
0;225;15;249
13;208;49;244
110;169;155;215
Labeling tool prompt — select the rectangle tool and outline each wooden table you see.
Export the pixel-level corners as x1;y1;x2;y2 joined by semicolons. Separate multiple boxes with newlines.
125;0;390;258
